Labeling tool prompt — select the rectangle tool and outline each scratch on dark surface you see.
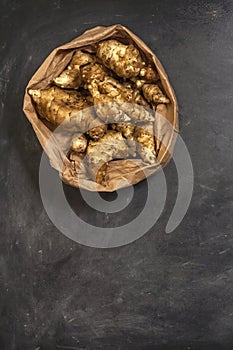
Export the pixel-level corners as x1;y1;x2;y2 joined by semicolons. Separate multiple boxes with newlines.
182;261;206;267
219;249;230;255
56;346;84;350
199;184;217;192
67;317;77;323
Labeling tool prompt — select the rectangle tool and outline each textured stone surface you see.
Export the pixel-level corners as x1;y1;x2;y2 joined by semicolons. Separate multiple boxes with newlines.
1;0;233;349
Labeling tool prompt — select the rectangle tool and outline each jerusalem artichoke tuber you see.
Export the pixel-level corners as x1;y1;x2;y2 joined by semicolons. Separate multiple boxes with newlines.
112;122;135;140
139;65;159;82
88;80;154;124
112;122;136;157
142;84;170;104
81;62;110;86
85;131;129;184
54;51;112;90
53;50;95;89
87;82;131;123
28;87;89;125
53;69;81;90
98;76;149;107
135;123;157;164
97;39;143;78
29;86;107;140
70;134;88;153
97;39;159;86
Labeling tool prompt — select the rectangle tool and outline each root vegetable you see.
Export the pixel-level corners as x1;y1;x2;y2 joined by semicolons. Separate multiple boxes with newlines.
139;65;159;82
85;131;129;184
81;62;110;86
53;50;94;89
88;82;131;123
88;81;154;124
97;39;143;78
70;50;95;67
70;134;87;153
142;84;170;104
135;123;157;164
29;86;106;140
28;87;89;125
98;76;149;107
112;122;135;140
112;122;136;157
97;40;159;86
53;69;81;89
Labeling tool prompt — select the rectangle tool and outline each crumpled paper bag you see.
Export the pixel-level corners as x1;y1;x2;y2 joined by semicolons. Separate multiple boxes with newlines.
23;24;178;192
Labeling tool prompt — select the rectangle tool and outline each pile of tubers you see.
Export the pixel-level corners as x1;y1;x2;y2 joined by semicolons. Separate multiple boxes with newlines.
29;39;170;185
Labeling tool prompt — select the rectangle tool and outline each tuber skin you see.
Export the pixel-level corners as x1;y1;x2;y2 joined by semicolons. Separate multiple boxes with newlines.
98;76;149;108
139;65;159;82
68;110;107;141
85;131;129;184
97;39;159;84
135;123;157;164
81;62;110;87
132;65;159;90
28;86;107;140
53;50;95;89
70;50;95;67
112;122;137;157
112;122;135;140
70;134;87;153
87;81;131;123
54;51;111;90
53;68;81;90
142;84;170;104
88;80;154;124
28;87;89;125
97;39;144;78
86;124;107;141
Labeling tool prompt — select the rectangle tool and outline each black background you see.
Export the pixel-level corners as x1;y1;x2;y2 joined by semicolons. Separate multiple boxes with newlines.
1;0;233;349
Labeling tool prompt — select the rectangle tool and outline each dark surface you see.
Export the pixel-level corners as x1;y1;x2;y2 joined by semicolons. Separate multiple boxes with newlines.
1;0;233;349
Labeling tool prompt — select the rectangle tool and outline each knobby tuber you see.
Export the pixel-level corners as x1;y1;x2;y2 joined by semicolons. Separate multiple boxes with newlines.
29;86;106;140
88;79;154;124
142;84;170;104
112;122;136;157
70;134;88;153
135;123;157;164
53;51;95;89
85;131;129;184
97;39;159;83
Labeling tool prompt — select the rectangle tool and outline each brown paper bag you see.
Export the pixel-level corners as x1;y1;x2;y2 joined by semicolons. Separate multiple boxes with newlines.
23;24;178;192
